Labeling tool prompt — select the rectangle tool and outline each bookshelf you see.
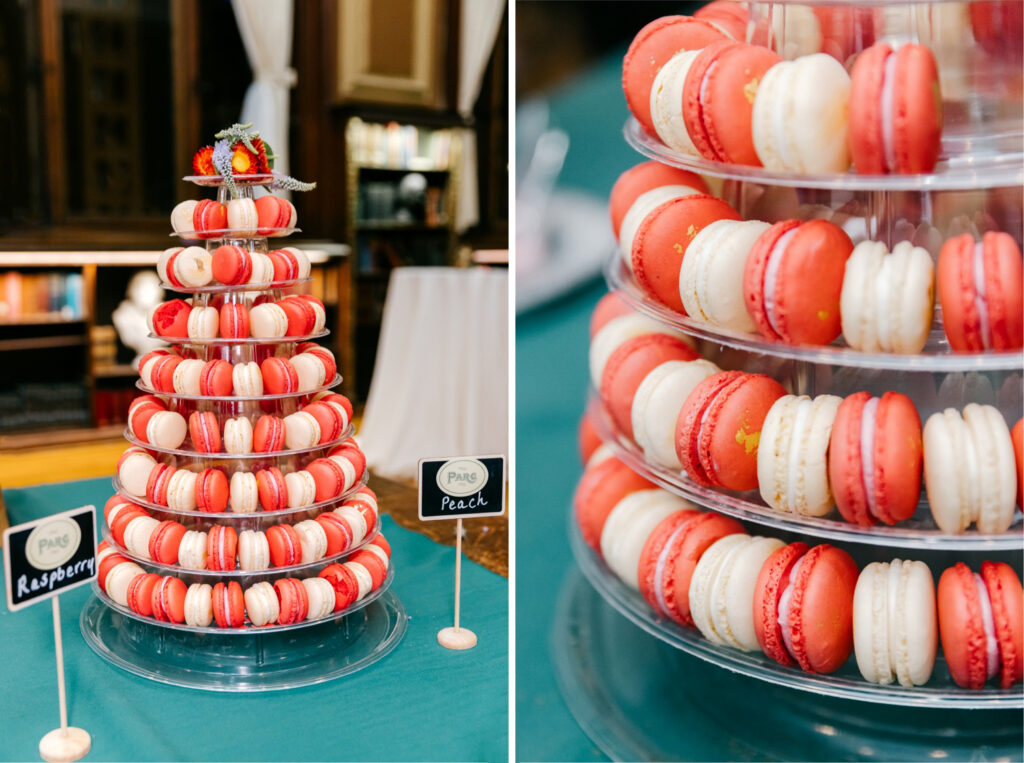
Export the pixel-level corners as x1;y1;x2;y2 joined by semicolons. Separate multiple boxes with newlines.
345;117;462;398
0;246;349;445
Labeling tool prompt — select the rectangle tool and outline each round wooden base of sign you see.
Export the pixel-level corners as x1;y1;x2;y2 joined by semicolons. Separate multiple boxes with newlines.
437;626;477;650
39;727;90;763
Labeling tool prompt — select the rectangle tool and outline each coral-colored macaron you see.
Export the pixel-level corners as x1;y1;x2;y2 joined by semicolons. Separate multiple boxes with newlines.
192;199;227;239
278;298;316;336
256;467;288;512
622;16;726;135
693;0;748;39
195;467;229;513
199;359;234;396
151;300;192;338
632;194;740;313
255;195;295;235
319;562;359;611
146;463;176;506
212;580;245;628
109;509;148;548
848;42;942;174
306;458;347;502
600;333;699;439
188;411;221;453
937;232;1024;352
317;512;354;556
148;520;187;565
150;576;187;623
1012;418;1023;508
579;411;603;465
126;572;162;616
637;509;744;626
675;370;786;491
253;415;286;452
828;391;922;526
267;524;302;567
753;542;859;673
261;357;299;394
608;162;710;240
274;578;309;625
211;244;252;285
220;302;250;338
149;355;184;393
938;561;1023;689
206;526;238;571
743;219;853;345
682;40;782;165
574;457;656;552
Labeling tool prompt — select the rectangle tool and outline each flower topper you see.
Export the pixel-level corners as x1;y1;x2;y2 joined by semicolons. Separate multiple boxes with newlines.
191;123;316;198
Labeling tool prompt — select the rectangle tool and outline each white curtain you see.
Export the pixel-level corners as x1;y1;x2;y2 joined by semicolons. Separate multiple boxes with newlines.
454;0;506;232
231;0;295;181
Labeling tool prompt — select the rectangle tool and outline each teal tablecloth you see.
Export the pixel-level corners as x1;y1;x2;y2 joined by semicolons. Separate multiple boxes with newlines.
515;40;646;762
1;478;508;762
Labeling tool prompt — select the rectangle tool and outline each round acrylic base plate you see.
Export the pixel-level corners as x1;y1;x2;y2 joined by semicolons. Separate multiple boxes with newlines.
183;174;275;188
587;396;1023;550
568;509;1023;709
606;254;1024;373
80;587;407;691
552;567;1024;762
624;117;1024;192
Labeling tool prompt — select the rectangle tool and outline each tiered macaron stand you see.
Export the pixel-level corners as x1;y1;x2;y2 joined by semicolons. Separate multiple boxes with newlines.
80;175;407;691
555;1;1023;757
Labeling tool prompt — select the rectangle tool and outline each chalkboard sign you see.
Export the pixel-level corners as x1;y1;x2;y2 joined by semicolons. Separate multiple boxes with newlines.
3;505;97;612
418;456;506;521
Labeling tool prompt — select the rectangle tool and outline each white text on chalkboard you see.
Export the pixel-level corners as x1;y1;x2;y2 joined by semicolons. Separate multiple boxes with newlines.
17;557;96;597
441;491;488;512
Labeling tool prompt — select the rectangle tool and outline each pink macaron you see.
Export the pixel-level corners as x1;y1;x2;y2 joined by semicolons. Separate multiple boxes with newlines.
632;194;741;313
574;457;656;553
192;199;227;239
211;244;252;285
674;370;787;491
609;162;710;240
937;232;1023;352
600;333;700;439
188;411;221;453
253;415;286;452
743;219;853;346
220;303;250;338
261;357;299;394
622;16;726;135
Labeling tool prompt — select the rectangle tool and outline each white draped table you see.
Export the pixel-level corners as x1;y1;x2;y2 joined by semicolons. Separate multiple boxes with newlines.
358;267;509;481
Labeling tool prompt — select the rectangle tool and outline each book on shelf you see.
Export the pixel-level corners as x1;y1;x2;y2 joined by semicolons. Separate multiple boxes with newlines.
0;271;84;322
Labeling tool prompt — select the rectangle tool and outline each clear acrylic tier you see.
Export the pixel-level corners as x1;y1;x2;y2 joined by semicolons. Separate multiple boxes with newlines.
80;586;406;691
91;565;394;635
568;507;1023;708
102;517;382;578
626;116;1024;192
552;566;1024;761
135;374;342;402
171;226;300;240
607;252;1024;373
149;330;330;346
111;472;370;529
158;276;313;295
183;174;276;188
123;423;355;460
587;395;1023;550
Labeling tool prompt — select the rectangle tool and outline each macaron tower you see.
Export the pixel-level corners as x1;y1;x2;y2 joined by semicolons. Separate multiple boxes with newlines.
568;5;1022;737
86;125;403;686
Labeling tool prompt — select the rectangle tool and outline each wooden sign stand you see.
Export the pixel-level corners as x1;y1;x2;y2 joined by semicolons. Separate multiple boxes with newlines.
437;518;477;650
38;596;91;763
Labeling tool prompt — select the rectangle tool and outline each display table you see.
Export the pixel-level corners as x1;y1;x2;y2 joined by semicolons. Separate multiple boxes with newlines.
359;267;509;481
0;477;508;762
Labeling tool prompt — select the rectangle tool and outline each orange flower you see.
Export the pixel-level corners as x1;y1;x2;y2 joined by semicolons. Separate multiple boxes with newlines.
192;146;216;176
230;143;259;175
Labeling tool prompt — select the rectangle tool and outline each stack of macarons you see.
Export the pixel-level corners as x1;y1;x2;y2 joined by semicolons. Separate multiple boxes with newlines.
610;166;1024;354
96;534;390;628
115;441;367;512
176;395;353;454
150;294;328;340
170;195;297;239
623;14;943;174
137;345;337;397
102;487;379;571
157;245;311;289
588;302;1023;533
574;454;1023;688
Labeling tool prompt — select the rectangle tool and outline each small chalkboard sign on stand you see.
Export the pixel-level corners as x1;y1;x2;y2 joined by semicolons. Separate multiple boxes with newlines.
3;505;96;762
419;455;506;650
